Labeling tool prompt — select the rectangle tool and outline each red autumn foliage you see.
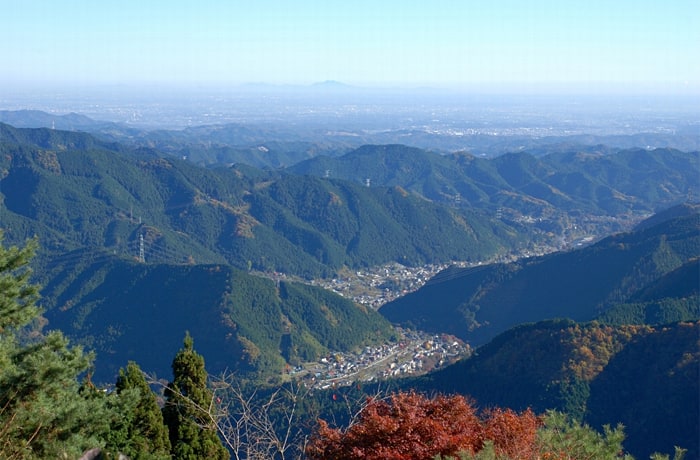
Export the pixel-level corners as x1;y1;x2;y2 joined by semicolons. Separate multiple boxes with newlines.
483;407;540;459
306;391;541;460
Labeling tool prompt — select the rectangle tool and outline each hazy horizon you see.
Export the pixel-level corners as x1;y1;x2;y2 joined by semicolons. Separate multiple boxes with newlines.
2;1;698;95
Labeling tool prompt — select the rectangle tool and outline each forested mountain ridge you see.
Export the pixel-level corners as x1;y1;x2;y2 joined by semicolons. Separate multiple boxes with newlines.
0;109;135;138
42;256;394;382
0;121;131;153
0;123;524;278
290;144;699;215
411;320;699;460
380;204;700;345
0;123;522;383
3;108;699;165
3;123;697;280
1;122;697;388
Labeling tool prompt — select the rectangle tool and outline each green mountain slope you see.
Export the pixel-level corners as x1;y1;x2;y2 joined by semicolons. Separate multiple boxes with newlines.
290;144;699;216
0;123;521;278
42;257;394;382
380;205;700;345
585;321;699;460
412;320;699;460
243;174;517;270
596;259;699;325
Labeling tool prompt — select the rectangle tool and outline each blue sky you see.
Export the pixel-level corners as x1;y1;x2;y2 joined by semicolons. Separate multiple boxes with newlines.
2;0;698;92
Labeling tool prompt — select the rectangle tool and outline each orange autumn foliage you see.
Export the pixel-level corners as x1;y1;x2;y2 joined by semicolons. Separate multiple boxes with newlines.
483;407;540;459
306;391;541;460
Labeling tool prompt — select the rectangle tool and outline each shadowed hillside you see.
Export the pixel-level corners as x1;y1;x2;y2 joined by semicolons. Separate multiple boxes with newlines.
43;257;394;382
380;205;700;345
411;320;699;460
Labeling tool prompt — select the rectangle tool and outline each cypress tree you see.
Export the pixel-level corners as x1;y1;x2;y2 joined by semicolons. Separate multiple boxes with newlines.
111;361;171;459
162;332;229;460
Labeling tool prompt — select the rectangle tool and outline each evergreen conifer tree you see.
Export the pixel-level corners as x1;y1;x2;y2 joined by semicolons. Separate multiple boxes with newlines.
110;361;171;459
0;235;110;458
163;332;229;460
0;236;39;332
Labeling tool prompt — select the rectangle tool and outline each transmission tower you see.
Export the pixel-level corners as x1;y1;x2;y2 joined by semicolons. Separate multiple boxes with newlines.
138;233;145;263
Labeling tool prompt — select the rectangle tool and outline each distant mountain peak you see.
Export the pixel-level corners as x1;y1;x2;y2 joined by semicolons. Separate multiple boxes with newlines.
310;80;356;91
312;80;349;87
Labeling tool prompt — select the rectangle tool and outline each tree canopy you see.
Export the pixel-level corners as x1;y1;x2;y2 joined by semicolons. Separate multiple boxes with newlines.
163;332;230;460
0;235;105;458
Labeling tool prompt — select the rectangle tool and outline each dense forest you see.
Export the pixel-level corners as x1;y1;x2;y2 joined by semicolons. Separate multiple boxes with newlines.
380;204;699;345
0;123;532;278
409;319;699;459
0;121;697;458
40;258;394;382
1;123;698;279
1;238;694;458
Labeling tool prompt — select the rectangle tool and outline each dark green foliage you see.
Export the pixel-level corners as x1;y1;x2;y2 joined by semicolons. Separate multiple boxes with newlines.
0;332;107;458
415;320;642;416
534;411;633;460
240;173;517;276
0;124;523;279
43;258;393;381
598;296;699;326
279;281;391;356
223;269;394;378
594;239;699;326
111;361;171;459
0;235;40;332
43;259;236;382
162;333;229;460
381;208;700;345
290;144;699;215
0;236;109;458
631;257;699;302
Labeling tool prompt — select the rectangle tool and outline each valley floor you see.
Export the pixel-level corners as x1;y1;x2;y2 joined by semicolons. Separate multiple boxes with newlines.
290;327;470;389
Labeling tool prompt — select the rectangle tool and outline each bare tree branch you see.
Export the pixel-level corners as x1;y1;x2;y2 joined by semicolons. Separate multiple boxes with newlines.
148;369;313;460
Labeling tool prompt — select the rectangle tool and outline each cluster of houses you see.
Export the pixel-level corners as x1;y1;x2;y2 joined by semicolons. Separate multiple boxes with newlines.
294;330;470;390
311;262;467;309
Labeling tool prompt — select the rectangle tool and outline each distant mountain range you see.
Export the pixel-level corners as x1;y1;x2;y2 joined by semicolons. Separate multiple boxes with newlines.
0;121;696;282
0;123;526;279
1;123;697;275
290;144;699;215
0;109;127;132
2;109;699;168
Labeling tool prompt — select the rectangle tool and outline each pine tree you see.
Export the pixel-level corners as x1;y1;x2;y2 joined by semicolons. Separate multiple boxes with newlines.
110;361;171;459
0;235;39;333
163;332;230;460
0;235;110;458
